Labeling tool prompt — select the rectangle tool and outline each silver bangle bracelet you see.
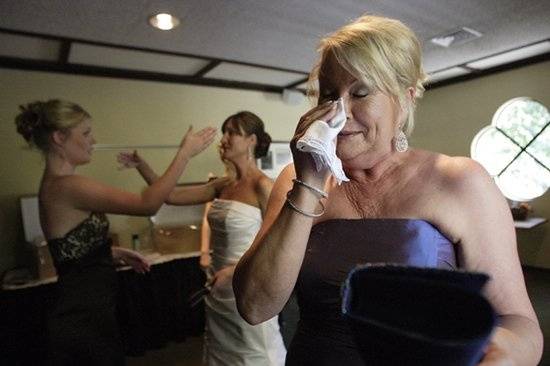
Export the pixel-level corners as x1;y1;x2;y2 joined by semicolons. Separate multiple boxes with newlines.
292;178;328;198
285;191;325;218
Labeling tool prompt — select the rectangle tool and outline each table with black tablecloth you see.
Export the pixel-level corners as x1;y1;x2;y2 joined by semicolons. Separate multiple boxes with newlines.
0;254;205;364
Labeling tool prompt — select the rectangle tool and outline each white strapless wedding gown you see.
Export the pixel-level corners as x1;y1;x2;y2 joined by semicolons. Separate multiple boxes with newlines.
204;199;286;366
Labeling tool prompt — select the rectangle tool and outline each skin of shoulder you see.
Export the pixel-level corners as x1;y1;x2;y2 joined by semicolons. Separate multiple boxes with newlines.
42;174;88;207
401;151;494;241
257;164;295;230
254;173;274;215
429;154;503;240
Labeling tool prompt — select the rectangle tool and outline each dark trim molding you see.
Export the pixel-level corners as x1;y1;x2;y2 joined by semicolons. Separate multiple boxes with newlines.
1;26;547;94
194;60;222;77
0;56;286;93
58;41;71;64
426;51;550;90
0;27;309;75
284;77;309;89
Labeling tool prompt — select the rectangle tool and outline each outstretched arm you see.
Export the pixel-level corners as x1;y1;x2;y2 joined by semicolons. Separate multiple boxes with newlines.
165;176;230;205
62;126;217;216
118;151;230;206
118;150;159;185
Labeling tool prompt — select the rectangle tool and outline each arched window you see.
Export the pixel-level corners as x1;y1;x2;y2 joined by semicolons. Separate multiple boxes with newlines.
471;97;549;202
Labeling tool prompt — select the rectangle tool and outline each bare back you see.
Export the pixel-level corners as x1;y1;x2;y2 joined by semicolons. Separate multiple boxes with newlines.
39;175;92;240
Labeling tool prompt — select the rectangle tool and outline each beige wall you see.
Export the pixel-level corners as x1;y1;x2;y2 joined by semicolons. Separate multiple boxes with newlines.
0;68;310;273
413;60;550;269
1;60;549;274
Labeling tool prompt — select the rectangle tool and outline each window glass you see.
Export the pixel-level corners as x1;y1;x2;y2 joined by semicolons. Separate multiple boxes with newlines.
471;126;521;176
526;126;550;168
471;97;549;201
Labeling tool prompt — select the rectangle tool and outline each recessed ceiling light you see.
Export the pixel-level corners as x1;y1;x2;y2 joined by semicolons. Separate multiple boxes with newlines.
148;13;180;31
430;27;482;48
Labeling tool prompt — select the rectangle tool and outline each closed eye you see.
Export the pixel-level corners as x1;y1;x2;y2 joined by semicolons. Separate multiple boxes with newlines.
352;89;369;98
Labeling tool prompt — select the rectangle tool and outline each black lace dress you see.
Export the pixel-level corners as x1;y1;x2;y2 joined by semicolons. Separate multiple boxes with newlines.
47;212;124;365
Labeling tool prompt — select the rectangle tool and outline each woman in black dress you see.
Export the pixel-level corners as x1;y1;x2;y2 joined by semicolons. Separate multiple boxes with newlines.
15;99;216;365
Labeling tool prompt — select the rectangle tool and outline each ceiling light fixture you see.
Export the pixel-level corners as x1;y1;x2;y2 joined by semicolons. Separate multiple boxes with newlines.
430;27;482;48
148;13;180;31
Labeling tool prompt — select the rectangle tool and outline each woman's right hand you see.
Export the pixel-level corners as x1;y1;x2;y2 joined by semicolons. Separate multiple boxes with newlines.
290;100;338;184
180;126;217;157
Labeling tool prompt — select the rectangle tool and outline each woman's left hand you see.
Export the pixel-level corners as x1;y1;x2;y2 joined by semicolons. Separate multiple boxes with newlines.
113;247;151;274
208;265;235;298
117;150;142;169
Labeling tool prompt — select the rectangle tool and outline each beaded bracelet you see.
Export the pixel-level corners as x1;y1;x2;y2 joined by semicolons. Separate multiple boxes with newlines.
292;178;328;198
286;191;325;218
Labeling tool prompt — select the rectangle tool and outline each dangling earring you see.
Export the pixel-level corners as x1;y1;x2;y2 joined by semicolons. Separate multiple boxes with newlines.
394;130;408;153
247;146;254;160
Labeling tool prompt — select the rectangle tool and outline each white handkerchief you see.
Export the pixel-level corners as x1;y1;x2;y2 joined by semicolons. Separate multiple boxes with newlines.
296;98;350;183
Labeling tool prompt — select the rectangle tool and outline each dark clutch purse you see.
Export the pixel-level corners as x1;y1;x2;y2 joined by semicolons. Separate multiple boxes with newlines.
342;264;497;366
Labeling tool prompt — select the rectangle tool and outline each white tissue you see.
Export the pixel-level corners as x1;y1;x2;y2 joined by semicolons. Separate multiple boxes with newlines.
296;98;350;183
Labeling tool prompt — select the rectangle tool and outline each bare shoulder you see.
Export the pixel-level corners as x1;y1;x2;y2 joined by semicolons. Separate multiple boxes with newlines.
421;152;510;238
264;163;295;203
407;149;490;191
43;174;92;199
257;164;295;228
254;172;275;214
431;154;494;197
275;163;296;188
255;172;273;190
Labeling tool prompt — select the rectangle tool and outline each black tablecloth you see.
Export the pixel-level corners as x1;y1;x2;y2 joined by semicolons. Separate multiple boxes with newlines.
0;256;205;365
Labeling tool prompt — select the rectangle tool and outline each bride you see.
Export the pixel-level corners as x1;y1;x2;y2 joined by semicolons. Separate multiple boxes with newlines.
118;111;286;366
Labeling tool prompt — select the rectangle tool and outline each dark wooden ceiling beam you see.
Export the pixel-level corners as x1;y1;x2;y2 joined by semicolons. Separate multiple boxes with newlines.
0;56;285;94
58;40;71;64
194;60;222;77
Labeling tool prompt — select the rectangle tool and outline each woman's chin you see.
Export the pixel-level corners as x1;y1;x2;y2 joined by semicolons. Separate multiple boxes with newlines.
336;146;364;162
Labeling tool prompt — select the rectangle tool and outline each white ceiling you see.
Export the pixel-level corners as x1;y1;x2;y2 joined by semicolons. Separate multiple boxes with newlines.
0;0;549;91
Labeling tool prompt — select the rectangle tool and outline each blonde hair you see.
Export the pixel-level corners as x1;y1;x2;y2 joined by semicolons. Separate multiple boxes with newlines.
309;14;427;136
15;99;91;152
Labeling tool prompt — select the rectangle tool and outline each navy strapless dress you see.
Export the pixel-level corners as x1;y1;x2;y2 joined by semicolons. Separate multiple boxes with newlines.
286;219;456;365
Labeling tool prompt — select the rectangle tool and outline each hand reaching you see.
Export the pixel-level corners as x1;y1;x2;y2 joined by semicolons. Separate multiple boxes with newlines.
113;247;151;274
117;150;142;170
208;265;235;299
180;126;217;157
